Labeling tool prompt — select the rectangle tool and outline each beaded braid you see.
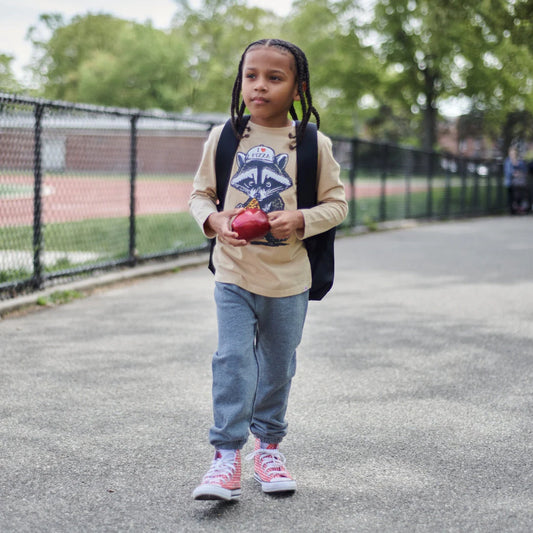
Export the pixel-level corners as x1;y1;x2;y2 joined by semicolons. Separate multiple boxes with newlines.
230;39;320;148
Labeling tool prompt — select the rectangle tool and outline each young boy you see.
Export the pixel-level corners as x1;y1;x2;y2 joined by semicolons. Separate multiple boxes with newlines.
189;39;347;501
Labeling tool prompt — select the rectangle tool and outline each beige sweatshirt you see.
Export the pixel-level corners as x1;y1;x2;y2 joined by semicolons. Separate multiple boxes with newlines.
189;120;348;298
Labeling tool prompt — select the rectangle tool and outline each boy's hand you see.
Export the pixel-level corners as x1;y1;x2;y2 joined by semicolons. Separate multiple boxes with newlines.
205;208;248;246
267;210;304;240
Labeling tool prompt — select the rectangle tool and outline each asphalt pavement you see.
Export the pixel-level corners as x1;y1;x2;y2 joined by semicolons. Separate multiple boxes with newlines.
1;216;532;532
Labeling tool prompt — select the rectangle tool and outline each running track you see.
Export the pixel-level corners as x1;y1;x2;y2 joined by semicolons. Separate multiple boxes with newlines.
0;175;424;227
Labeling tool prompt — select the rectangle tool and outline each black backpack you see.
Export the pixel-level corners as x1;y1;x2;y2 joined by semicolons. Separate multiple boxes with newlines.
209;116;336;301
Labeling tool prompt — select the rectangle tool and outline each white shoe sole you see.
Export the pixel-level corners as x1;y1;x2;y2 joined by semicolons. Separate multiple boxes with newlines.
254;473;297;493
192;484;241;501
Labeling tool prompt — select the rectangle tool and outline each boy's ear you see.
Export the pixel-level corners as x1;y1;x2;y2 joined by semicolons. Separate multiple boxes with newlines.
293;81;306;101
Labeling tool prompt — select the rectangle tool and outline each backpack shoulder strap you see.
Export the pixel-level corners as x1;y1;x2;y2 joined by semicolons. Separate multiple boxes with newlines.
295;121;318;209
214;116;250;211
209;116;249;273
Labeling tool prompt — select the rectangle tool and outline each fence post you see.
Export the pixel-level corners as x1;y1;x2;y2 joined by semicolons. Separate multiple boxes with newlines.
404;149;413;219
426;151;434;218
473;159;480;213
32;104;44;290
349;139;358;227
444;157;451;218
380;143;387;222
459;157;466;214
129;114;139;266
486;162;492;212
495;161;505;212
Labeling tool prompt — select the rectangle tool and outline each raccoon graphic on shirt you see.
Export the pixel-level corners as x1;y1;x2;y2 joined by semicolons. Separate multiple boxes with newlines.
230;145;292;246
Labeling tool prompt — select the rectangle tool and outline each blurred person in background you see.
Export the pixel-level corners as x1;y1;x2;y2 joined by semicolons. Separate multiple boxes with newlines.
504;146;530;214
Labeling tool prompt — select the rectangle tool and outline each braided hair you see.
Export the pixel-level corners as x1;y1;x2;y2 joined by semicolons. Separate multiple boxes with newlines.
230;39;320;148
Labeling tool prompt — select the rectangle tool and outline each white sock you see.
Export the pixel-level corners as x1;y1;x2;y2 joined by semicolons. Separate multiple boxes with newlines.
217;449;237;459
260;441;278;449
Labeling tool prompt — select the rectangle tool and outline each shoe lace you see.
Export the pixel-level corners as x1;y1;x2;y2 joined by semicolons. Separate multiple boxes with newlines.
245;448;290;478
203;453;237;483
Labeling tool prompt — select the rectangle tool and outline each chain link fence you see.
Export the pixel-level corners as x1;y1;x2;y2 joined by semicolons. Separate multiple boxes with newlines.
1;93;506;300
331;137;505;229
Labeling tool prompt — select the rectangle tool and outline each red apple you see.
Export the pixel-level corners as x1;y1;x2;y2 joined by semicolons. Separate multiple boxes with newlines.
231;208;270;241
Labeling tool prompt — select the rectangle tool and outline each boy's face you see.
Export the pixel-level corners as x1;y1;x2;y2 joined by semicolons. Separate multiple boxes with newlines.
241;46;300;128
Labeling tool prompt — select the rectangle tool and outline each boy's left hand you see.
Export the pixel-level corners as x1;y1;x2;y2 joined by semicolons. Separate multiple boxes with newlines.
267;210;304;240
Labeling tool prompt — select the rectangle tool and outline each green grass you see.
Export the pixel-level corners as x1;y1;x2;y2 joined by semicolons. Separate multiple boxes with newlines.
0;268;31;284
0;183;34;198
36;290;85;307
0;212;205;255
0;212;206;283
347;182;502;226
135;212;206;254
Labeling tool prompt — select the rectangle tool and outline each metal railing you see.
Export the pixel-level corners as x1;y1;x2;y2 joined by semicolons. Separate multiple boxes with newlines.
331;136;505;229
1;93;506;300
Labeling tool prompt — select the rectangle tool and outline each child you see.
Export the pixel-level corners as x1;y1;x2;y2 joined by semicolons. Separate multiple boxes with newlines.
189;38;348;501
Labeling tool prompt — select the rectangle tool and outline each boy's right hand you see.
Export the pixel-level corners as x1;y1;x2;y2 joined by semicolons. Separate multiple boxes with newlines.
205;208;248;246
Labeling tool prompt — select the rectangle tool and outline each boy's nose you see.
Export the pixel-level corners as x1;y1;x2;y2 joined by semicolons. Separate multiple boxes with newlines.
254;77;267;91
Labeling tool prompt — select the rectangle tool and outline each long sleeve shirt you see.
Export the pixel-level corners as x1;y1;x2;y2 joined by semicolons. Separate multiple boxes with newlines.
189;120;348;298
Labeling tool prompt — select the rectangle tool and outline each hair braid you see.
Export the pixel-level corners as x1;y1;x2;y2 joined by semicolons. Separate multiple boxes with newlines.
230;39;320;148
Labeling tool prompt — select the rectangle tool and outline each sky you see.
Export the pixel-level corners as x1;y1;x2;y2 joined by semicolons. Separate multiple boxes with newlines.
0;0;293;84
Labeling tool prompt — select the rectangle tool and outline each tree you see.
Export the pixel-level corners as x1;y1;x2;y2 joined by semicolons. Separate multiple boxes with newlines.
285;0;381;135
26;13;190;111
76;24;190;110
22;0;531;151
27;13;131;101
460;0;533;154
364;104;415;144
173;0;281;113
0;54;22;93
367;0;533;151
480;0;532;53
501;110;533;156
26;3;281;113
369;0;471;151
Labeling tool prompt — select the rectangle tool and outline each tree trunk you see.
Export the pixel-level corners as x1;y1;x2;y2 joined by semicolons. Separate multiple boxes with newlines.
421;70;437;152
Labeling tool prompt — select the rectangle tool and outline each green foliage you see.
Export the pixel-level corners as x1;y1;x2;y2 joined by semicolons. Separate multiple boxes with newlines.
36;290;84;306
510;0;533;51
0;53;22;93
28;13;131;101
364;104;416;145
10;0;531;149
368;0;533;149
174;0;282;112
76;24;190;110
501;110;533;154
283;0;380;135
26;13;190;110
0;268;31;284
